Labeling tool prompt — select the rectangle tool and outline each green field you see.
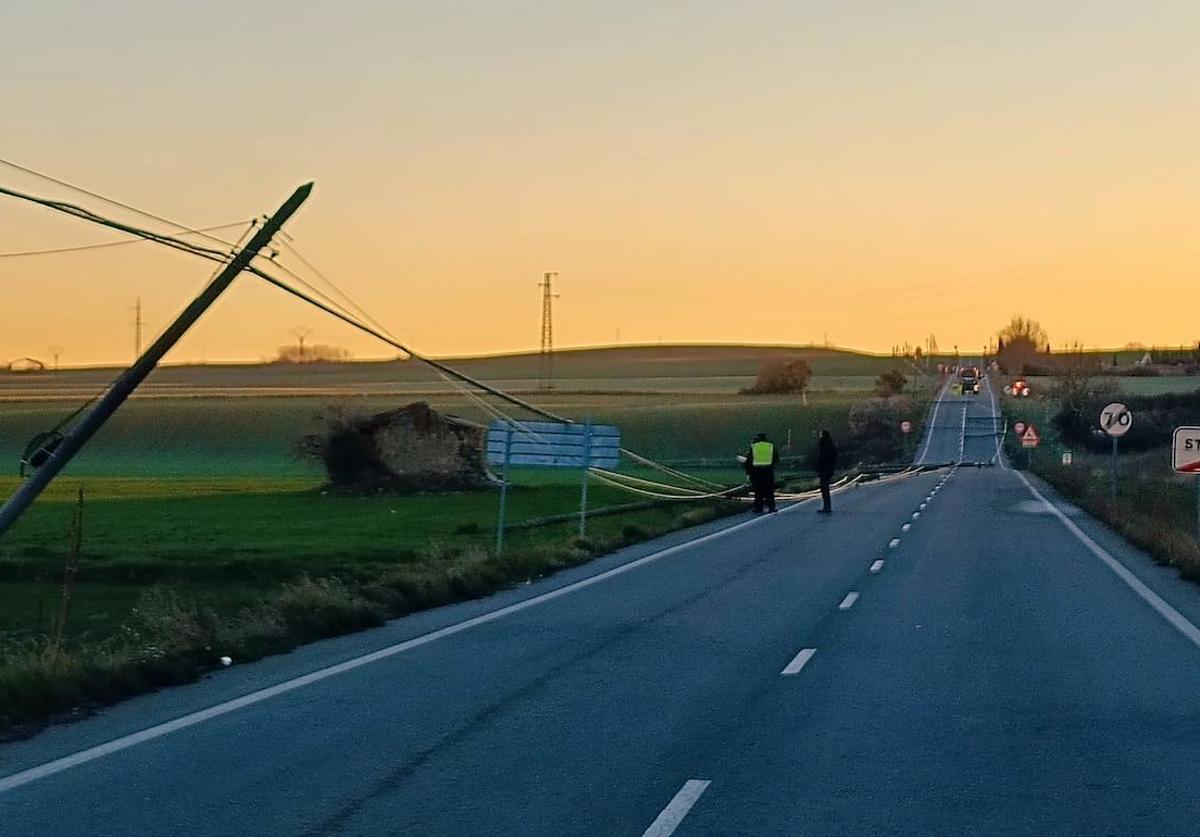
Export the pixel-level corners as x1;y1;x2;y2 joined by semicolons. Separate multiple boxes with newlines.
0;346;939;728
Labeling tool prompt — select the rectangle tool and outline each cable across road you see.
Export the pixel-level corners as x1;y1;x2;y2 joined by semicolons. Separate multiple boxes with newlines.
0;168;912;501
0;175;730;494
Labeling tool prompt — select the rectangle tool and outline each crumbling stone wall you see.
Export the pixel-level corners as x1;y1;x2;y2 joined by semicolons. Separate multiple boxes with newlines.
305;402;490;493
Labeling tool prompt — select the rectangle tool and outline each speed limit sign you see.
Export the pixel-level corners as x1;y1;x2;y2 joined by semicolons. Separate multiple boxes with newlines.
900;420;912;434
1013;421;1027;436
1100;403;1133;437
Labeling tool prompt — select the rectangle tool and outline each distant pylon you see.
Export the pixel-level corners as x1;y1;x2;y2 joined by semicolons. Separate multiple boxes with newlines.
133;297;143;359
539;272;558;390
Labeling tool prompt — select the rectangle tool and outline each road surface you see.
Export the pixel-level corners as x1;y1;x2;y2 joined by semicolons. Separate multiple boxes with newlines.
5;376;1200;835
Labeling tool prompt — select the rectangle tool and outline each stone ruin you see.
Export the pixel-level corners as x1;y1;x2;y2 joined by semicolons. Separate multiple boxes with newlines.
303;401;492;494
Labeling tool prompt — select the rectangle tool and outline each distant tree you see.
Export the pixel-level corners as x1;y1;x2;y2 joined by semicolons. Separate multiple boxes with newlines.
276;344;352;364
848;397;911;462
876;369;908;397
741;359;813;397
996;315;1048;374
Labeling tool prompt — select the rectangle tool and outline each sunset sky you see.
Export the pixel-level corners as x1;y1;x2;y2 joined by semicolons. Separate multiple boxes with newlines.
2;1;1198;366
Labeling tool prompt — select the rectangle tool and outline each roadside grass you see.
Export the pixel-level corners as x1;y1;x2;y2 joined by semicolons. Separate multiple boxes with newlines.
999;393;1200;581
0;499;738;734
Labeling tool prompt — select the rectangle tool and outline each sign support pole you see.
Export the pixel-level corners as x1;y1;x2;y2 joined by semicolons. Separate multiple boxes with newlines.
578;419;593;539
1111;435;1118;504
1190;474;1200;542
496;427;512;556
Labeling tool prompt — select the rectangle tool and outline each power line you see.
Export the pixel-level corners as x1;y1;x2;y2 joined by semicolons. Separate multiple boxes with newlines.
0;177;729;493
0;221;250;259
0;157;240;250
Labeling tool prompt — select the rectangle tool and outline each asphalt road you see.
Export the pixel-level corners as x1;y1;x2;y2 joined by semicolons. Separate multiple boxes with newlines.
5;376;1200;835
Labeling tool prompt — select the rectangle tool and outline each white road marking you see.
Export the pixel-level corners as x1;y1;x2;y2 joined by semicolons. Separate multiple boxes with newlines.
911;512;920;519
889;538;901;548
642;779;711;837
915;377;952;464
781;647;817;675
0;496;823;795
901;523;912;532
1014;470;1200;650
958;397;968;461
985;374;1007;469
838;592;860;610
870;560;885;573
920;503;927;510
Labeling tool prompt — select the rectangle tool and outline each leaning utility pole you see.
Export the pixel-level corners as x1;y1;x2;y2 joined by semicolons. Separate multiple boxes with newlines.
538;271;558;390
0;183;313;540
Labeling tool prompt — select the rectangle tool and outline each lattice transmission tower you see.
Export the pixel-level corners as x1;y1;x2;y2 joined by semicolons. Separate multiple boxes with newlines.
538;272;558;390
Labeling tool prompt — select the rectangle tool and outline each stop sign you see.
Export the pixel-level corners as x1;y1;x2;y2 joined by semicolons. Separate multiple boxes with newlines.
1014;421;1027;435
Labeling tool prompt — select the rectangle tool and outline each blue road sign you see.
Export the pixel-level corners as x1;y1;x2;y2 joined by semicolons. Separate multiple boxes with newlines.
486;420;620;469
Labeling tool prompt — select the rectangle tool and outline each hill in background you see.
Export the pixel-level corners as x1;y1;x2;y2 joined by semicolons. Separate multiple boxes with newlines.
0;344;922;397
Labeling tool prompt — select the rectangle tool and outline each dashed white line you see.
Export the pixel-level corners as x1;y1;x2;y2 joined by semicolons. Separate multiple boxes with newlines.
870;560;885;573
911;512;921;520
642;779;711;837
888;538;901;548
901;523;911;532
781;647;817;676
838;591;860;610
919;503;927;510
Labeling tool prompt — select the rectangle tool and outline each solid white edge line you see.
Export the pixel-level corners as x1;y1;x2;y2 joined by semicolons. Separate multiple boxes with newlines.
915;377;951;465
986;374;1008;469
642;779;711;837
781;647;817;676
870;560;885;573
1014;470;1200;649
1;497;823;794
838;591;860;610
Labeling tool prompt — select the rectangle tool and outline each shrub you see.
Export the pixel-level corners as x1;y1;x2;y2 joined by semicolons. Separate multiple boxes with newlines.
847;397;910;462
875;369;908;397
741;360;812;395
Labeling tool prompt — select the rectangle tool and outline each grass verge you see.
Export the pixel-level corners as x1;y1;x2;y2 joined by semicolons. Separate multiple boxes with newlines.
0;499;737;738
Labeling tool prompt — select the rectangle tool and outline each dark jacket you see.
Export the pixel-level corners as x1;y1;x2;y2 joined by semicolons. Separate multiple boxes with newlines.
816;435;838;479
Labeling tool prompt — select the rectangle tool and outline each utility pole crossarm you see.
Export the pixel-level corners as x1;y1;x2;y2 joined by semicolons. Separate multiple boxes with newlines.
0;183;313;541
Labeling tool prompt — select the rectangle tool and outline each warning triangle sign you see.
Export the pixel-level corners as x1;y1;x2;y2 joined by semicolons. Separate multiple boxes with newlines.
1021;425;1040;447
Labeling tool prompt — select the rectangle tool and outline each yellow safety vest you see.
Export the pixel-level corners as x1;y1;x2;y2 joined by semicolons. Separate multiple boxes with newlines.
751;441;775;467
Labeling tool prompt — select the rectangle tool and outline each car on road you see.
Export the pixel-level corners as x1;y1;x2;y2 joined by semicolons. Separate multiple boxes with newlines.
959;366;980;395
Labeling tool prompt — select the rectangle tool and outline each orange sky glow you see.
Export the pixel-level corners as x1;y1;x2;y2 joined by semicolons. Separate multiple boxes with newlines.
2;2;1198;367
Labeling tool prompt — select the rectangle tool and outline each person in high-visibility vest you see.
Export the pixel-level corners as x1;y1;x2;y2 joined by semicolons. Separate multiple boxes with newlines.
744;432;779;513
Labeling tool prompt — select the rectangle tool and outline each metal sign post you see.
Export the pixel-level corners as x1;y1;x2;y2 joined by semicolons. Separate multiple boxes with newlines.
495;427;513;555
1020;424;1040;470
579;419;593;539
1101;403;1133;504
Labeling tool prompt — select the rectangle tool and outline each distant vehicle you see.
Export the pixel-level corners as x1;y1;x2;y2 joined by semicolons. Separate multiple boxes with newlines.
1011;379;1031;397
959;366;980;395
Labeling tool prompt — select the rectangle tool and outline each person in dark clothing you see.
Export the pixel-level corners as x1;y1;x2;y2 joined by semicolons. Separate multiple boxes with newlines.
816;429;838;513
744;432;779;513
